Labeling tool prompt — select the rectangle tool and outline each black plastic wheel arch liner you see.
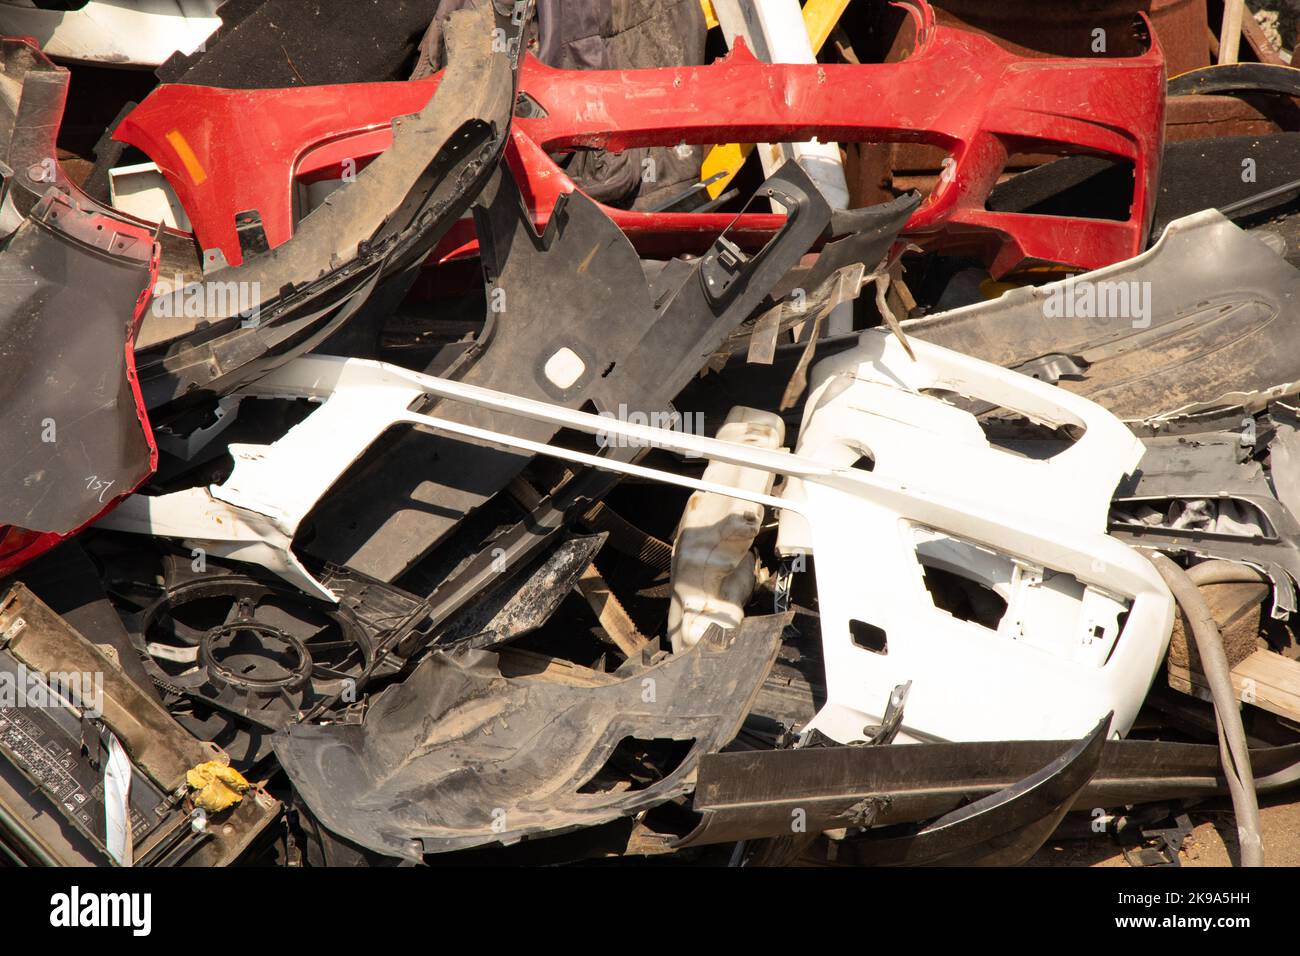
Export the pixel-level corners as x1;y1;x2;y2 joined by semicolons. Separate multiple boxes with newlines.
0;181;158;572
679;730;1300;851
904;209;1300;424
133;1;527;420
274;613;786;861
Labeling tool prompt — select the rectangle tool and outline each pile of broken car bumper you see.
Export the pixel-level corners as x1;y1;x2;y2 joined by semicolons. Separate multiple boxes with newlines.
2;0;1300;868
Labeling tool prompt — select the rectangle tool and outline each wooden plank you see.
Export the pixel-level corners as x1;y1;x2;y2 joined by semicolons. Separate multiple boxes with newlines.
1168;649;1300;723
1238;2;1289;65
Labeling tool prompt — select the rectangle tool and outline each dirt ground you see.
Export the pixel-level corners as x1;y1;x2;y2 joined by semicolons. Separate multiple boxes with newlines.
1030;794;1300;867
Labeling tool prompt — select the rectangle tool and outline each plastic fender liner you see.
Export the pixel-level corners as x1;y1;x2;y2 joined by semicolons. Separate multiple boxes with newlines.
272;614;785;861
2;3;526;419
114;0;1164;276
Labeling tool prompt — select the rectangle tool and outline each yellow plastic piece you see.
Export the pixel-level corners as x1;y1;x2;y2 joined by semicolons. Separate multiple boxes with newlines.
702;0;853;199
700;143;753;198
187;761;251;813
802;0;852;52
701;0;719;31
